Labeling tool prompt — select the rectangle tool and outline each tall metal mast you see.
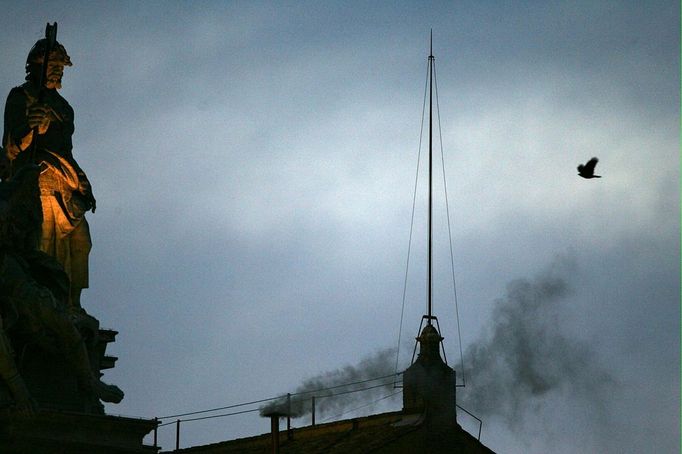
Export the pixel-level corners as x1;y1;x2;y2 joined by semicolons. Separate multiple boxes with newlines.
427;30;434;324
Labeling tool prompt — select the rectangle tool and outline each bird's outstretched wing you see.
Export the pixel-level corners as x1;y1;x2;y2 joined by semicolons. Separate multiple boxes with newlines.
584;157;599;174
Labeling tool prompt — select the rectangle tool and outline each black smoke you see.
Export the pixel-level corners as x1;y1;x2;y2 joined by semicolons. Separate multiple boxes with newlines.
260;348;398;420
460;257;615;428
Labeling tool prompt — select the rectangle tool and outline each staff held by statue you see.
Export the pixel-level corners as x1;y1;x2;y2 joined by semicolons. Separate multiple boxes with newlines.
7;22;58;180
28;22;58;165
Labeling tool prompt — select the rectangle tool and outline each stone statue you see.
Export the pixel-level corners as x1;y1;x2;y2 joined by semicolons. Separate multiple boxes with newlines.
0;164;122;414
0;29;123;416
2;36;95;310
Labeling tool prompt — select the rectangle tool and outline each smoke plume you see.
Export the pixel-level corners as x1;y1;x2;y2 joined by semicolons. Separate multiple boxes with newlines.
460;257;614;428
260;348;398;419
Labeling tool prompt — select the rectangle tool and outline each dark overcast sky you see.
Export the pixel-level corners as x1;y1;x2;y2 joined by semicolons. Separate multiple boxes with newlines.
0;1;679;453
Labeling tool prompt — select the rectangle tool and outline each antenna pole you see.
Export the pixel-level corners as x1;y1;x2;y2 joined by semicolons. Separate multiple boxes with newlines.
427;30;434;323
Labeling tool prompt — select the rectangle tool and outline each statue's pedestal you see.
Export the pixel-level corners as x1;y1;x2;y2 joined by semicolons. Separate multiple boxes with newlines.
0;409;158;453
0;312;120;414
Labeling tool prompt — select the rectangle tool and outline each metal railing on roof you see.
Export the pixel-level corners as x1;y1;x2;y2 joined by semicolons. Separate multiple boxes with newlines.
153;372;403;451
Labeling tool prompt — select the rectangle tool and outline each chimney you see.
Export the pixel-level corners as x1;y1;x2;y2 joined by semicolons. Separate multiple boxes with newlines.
402;323;456;427
263;411;286;454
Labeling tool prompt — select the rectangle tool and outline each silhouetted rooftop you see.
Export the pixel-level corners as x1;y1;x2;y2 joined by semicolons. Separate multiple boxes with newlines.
172;410;495;454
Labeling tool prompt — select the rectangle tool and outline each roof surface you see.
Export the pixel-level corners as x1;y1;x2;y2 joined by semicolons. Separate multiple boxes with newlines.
173;411;495;454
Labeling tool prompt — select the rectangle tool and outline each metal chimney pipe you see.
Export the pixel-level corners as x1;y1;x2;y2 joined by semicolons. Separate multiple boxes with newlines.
286;393;292;440
311;396;316;426
270;415;280;454
175;419;181;451
153;418;158;449
264;411;286;454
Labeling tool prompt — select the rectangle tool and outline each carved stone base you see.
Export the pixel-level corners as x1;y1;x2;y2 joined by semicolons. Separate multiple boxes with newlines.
0;312;119;414
0;408;158;453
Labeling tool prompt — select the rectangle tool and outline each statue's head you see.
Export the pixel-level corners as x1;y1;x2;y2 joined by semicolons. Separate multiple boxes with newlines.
25;38;72;89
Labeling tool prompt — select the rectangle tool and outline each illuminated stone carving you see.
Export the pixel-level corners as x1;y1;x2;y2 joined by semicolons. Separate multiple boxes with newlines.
0;165;123;414
0;30;123;416
2;36;94;310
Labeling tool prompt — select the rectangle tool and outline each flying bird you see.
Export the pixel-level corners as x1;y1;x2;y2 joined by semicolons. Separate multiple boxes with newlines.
577;157;601;179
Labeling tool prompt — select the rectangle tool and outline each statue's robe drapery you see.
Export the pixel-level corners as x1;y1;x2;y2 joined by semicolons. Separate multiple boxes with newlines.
3;82;91;294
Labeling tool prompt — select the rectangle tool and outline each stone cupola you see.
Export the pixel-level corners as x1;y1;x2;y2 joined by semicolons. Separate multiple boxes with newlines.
402;323;456;426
